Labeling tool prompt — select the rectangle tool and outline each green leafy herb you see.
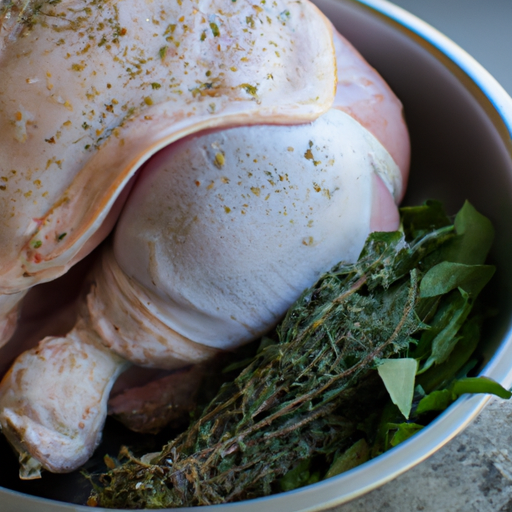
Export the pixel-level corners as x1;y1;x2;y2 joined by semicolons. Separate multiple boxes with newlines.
279;459;319;492
420;262;495;298
417;376;512;415
387;422;424;447
377;358;418;419
325;438;370;479
90;201;509;508
437;201;495;265
420;287;473;371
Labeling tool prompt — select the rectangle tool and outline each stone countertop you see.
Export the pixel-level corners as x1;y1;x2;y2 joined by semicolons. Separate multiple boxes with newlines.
329;397;512;512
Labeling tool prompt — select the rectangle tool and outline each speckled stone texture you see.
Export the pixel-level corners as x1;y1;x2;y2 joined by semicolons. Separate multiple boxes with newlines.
330;397;512;512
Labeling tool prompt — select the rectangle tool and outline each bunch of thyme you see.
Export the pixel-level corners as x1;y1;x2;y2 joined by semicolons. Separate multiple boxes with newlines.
90;201;502;509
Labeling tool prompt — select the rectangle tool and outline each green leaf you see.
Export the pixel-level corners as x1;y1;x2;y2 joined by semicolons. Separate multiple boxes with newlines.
279;459;312;492
416;389;453;414
416;316;481;393
357;225;455;291
417;377;511;415
420;262;495;299
420;288;472;371
377;358;418;419
370;402;402;457
399;200;451;241
438;201;495;265
388;423;424;447
452;377;512;399
325;439;370;479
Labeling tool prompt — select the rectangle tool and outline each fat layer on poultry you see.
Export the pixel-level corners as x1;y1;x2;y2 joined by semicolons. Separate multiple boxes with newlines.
0;0;410;477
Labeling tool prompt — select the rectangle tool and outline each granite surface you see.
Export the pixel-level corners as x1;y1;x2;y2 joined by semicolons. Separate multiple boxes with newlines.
328;397;512;512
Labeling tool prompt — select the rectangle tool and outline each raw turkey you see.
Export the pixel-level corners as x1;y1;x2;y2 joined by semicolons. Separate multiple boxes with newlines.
0;0;409;477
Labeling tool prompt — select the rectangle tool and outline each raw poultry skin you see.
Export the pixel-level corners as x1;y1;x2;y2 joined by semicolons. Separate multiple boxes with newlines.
0;0;409;477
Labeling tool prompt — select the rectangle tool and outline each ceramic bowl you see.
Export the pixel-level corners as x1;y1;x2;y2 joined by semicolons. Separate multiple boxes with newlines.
2;0;512;510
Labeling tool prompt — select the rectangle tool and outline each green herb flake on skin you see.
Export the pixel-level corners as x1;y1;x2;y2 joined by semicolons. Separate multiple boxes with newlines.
278;10;290;23
164;23;176;36
158;46;168;59
246;15;255;28
240;83;258;97
209;22;220;37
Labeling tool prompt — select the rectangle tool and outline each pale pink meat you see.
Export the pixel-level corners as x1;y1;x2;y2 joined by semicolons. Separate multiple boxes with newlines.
108;365;205;434
0;0;337;342
332;29;410;188
0;5;410;477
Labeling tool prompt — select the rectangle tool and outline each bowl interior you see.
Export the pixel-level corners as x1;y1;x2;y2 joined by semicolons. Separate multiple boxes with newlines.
316;0;512;369
2;0;512;511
